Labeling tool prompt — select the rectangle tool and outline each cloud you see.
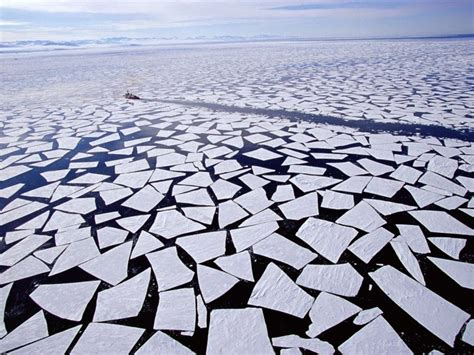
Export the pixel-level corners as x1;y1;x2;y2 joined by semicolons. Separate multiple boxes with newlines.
0;20;29;26
0;0;472;41
270;1;398;11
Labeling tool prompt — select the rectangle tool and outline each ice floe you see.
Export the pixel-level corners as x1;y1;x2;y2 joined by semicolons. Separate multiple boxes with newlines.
154;288;196;331
370;265;470;346
207;308;273;354
297;263;363;297
249;263;314;318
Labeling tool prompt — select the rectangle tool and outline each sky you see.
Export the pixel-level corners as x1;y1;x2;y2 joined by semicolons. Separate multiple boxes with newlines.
0;0;473;42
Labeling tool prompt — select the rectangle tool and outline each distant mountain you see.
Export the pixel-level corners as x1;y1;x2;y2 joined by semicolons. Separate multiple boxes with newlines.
1;34;472;53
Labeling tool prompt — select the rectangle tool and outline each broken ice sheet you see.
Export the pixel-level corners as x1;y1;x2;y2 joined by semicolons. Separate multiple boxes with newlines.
338;316;412;354
306;292;361;337
365;199;415;216
218;200;249;228
370;265;469;346
0;256;49;285
462;320;474;347
428;257;474;289
55;197;96;215
43;211;85;232
396;224;430;254
182;206;216;225
210;178;241;200
252;233;316;270
0;284;12;338
71;323;144;354
154;288;196;331
364;177;404;198
136;331;194;355
94;268;150;322
150;210;205;239
244;148;282;161
0;201;47;227
131;231;164;259
297;263;363;297
114;170;153;189
290;174;341;192
55;226;91;245
409;210;474;236
332;176;371;194
271;184;295;202
116;214;150;234
357;158;394;176
278;192;319;220
0;311;48;353
179;171;213;187
427;155;458;178
234;187;272;214
122;185;164;212
320;190;354;210
390;239;425;285
348;227;394;264
248;263;314;318
328;161;368;177
176;231;226;263
428;237;466;260
175;188;214;206
10;325;81;355
230;221;279;252
80;241;132;286
207;308;273;354
50;237;99;276
197;265;239;303
239;208;282;227
336;201;385;232
272;334;334;354
390;164;422;184
296;218;358;263
96;226;128;249
30;281;100;321
353;307;383;325
214;251;254;281
0;234;51;267
147;247;194;291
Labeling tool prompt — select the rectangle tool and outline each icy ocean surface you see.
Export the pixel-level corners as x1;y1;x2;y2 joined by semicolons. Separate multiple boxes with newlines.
0;39;473;354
